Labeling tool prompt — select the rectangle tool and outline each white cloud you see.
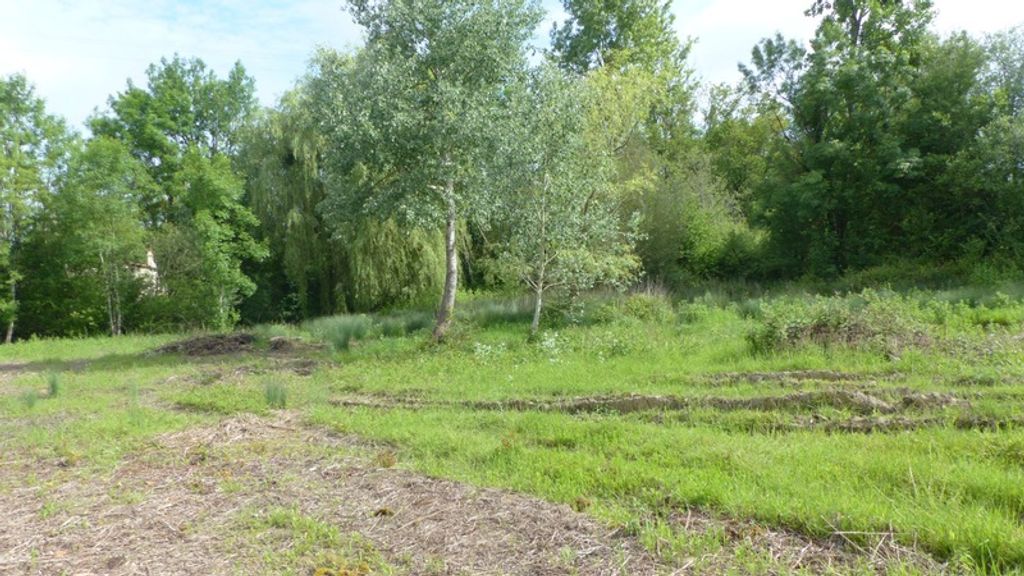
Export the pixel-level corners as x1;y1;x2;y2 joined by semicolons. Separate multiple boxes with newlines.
0;0;361;129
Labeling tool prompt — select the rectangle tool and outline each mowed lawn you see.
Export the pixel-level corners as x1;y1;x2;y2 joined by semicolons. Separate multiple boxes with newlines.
2;290;1024;574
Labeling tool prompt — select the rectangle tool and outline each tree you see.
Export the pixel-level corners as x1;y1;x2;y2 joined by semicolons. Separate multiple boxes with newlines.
0;74;70;342
316;0;542;340
19;138;152;337
92;56;265;329
237;91;342;320
238;86;446;321
984;27;1024;118
496;66;638;335
551;0;684;74
744;0;939;275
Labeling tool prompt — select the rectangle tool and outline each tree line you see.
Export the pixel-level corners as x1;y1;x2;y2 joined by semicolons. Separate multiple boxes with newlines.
2;0;1022;341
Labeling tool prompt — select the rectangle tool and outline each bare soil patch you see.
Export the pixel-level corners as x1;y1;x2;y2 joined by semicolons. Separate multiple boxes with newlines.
711;370;888;384
331;388;944;417
0;414;659;576
0;415;954;575
155;333;257;357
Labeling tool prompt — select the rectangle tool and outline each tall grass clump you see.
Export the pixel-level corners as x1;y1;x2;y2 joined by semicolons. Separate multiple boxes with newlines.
264;381;287;409
460;296;534;327
20;390;39;409
375;310;434;337
303;315;372;351
46;372;60;398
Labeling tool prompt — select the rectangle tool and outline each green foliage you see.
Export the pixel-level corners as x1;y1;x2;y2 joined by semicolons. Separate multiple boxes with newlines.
746;291;925;354
19;137;151;337
634;149;763;284
91;56;265;331
745;288;1024;355
236;90;346;321
732;3;1024;278
493;64;640;334
344;219;445;312
314;1;544;338
551;0;686;74
47;372;60;398
0;74;72;341
595;292;676;324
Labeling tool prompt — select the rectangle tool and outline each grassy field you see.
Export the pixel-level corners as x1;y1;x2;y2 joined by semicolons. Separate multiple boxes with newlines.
2;286;1024;575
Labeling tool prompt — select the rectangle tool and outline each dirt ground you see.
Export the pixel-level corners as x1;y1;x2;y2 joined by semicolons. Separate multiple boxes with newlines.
0;411;946;576
0;414;660;575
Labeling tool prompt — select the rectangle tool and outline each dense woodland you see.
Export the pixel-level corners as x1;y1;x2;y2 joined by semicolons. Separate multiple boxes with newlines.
2;0;1023;341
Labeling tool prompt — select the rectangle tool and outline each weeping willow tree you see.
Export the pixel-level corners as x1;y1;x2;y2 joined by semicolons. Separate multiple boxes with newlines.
240;87;446;319
239;90;341;319
343;219;445;312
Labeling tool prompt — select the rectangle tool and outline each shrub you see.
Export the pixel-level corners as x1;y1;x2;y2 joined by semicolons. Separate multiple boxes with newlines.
595;292;676;325
46;373;60;398
747;290;931;355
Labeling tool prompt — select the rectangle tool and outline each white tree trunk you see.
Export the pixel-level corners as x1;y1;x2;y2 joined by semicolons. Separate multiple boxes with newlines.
433;183;458;342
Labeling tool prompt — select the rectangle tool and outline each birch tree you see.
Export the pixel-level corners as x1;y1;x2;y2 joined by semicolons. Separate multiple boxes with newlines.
316;0;541;340
498;66;639;335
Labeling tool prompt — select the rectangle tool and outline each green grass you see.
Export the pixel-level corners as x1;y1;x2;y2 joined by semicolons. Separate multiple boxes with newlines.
241;507;394;575
3;284;1024;572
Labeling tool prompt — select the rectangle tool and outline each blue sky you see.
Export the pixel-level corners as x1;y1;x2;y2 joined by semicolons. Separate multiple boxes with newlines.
2;0;1023;129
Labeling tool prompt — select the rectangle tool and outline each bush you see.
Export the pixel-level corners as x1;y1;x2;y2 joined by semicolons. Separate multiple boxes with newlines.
594;292;676;325
747;290;932;355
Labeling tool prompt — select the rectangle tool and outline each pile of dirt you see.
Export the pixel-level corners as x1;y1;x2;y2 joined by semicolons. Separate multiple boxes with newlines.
711;390;896;415
268;336;325;355
155;333;256;357
331;389;920;417
713;370;870;384
899;392;970;410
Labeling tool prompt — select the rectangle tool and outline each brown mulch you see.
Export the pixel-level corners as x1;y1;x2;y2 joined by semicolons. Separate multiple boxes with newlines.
0;414;951;576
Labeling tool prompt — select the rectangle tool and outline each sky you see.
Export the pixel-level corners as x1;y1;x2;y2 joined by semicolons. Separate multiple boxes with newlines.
2;0;1023;130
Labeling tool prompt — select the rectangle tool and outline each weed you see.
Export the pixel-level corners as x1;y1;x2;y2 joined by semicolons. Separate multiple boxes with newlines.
20;390;38;409
264;381;287;410
46;373;60;398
